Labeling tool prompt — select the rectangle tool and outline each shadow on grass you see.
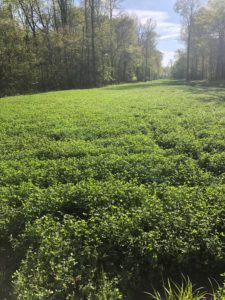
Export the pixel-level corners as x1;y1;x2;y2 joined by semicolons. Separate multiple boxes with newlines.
105;80;186;90
184;82;225;104
106;79;225;103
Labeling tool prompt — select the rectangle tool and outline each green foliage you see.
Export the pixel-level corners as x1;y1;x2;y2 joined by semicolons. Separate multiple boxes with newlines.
1;80;225;299
0;0;162;96
173;0;225;81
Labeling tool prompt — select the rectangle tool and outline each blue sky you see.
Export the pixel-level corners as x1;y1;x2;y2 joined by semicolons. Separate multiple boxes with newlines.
119;0;184;66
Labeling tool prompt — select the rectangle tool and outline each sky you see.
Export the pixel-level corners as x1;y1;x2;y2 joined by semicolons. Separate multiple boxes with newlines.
119;0;184;66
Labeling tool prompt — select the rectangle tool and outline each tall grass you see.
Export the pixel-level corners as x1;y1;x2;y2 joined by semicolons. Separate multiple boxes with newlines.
145;277;209;300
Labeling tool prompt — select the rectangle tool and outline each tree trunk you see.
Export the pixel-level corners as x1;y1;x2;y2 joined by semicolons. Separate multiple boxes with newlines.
90;0;96;85
186;24;191;81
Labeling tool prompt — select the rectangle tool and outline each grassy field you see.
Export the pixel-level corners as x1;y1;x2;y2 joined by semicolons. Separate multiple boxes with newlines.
1;80;225;299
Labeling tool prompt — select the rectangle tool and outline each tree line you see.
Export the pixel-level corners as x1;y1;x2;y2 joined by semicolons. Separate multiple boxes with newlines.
172;0;225;81
0;0;163;96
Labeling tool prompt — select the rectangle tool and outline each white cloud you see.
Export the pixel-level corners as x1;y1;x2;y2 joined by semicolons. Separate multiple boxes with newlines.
116;8;181;41
121;9;169;24
157;22;181;38
162;51;175;67
159;33;180;40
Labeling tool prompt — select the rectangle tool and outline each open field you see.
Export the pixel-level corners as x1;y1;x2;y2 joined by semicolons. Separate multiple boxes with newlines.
1;80;225;299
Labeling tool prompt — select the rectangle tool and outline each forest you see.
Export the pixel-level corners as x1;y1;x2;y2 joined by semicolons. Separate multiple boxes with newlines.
0;0;162;96
172;0;225;81
1;0;225;96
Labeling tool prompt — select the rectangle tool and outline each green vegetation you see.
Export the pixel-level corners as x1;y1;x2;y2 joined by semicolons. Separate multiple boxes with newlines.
0;0;162;97
173;0;225;82
1;80;225;299
147;277;208;300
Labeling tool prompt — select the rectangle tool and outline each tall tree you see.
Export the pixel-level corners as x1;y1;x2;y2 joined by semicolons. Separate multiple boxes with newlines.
174;0;202;81
172;0;225;82
140;19;157;81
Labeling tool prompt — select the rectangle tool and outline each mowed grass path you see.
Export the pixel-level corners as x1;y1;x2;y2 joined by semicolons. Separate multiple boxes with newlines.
1;80;225;299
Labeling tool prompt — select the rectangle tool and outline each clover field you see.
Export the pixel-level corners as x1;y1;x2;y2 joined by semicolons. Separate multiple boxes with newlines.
1;80;225;299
